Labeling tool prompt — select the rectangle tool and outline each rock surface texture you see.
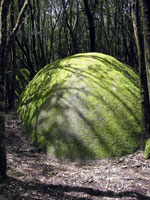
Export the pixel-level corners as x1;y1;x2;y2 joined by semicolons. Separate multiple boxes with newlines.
17;53;141;160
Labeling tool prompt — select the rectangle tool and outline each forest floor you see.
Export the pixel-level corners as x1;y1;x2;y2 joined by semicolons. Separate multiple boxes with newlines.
0;113;150;200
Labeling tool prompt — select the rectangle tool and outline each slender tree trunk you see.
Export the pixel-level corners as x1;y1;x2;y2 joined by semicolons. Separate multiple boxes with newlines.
7;0;17;110
62;0;78;54
28;0;38;68
0;0;11;181
132;0;150;145
0;0;29;180
7;0;29;52
141;0;150;104
36;0;46;67
83;0;97;52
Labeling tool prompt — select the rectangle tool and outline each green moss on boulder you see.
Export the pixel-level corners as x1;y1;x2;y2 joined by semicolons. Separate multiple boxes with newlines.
144;139;150;159
17;53;141;160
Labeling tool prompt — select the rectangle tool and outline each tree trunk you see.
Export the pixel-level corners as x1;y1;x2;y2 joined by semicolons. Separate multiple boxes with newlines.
28;0;38;68
62;0;78;54
7;0;17;110
0;0;29;180
0;0;11;181
83;0;98;52
0;82;6;181
132;0;150;144
141;0;150;104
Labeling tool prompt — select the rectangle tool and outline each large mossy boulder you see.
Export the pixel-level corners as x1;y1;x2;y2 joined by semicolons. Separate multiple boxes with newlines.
17;53;141;160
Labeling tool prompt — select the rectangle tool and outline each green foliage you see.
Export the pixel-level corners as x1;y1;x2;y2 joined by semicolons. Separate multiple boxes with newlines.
17;53;141;160
144;139;150;159
0;195;4;200
15;69;31;97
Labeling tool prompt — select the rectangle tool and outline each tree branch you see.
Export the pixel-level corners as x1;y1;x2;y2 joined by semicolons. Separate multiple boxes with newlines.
6;0;29;51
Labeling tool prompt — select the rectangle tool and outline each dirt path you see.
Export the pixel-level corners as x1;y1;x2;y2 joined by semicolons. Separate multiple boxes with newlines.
0;113;150;200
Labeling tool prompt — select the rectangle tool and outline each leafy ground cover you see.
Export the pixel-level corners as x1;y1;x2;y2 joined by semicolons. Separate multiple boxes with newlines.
0;113;150;200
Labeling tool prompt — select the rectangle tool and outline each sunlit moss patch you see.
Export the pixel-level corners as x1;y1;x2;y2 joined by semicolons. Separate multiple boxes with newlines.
17;53;141;160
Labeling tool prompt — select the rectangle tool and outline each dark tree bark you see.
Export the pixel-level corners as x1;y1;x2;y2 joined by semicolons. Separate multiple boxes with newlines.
132;0;150;144
7;0;29;51
7;0;17;110
28;1;38;68
0;0;29;181
62;0;78;54
141;0;150;104
0;0;11;181
83;0;98;52
36;0;46;67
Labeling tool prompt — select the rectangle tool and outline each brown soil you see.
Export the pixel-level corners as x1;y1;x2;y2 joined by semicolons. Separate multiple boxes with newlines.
0;113;150;200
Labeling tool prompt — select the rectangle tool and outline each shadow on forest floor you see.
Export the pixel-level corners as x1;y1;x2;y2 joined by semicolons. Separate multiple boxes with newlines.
0;113;150;200
1;176;149;200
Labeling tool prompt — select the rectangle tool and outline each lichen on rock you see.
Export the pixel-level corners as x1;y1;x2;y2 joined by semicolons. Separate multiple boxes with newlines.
17;52;141;161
